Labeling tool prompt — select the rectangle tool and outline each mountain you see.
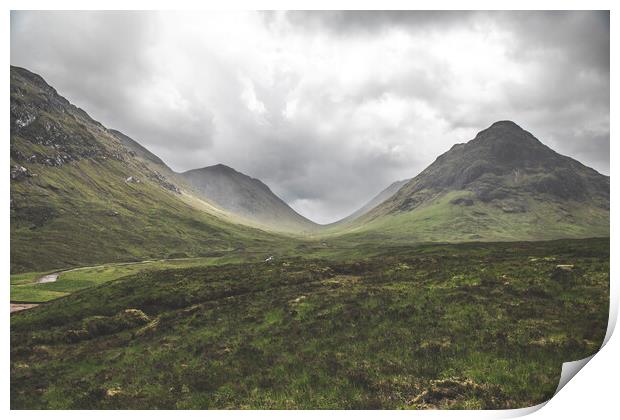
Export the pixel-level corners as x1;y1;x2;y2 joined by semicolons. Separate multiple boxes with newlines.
10;66;278;273
337;121;609;242
334;179;409;225
181;165;318;233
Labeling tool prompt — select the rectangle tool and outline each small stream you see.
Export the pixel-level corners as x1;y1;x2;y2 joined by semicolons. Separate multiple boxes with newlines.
36;273;59;283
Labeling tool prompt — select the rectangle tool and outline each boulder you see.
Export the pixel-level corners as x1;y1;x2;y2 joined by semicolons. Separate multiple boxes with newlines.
450;197;474;206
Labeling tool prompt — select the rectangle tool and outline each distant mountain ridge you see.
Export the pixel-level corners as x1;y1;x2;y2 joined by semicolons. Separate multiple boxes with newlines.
333;179;410;226
181;164;318;232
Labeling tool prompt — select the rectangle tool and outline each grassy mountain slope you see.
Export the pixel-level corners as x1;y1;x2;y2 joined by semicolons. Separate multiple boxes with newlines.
10;66;280;273
181;164;318;233
335;121;609;242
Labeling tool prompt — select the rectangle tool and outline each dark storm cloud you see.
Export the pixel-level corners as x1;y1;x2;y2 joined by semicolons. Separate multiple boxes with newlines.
280;10;475;34
11;11;609;223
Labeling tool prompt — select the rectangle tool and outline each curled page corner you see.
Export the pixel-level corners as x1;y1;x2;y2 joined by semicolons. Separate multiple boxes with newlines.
496;401;548;418
553;355;595;396
539;295;617;410
546;288;617;402
499;299;616;418
495;355;597;418
602;288;618;348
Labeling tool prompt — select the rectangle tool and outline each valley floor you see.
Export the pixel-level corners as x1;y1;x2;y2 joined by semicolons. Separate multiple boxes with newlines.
10;238;609;409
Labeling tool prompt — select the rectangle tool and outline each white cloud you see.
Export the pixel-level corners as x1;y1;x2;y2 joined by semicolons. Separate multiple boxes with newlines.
240;76;267;117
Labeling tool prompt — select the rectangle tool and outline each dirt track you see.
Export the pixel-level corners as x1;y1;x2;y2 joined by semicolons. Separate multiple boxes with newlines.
10;303;39;313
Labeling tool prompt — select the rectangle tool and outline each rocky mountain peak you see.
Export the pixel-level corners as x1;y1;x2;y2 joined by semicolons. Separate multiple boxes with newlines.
371;121;609;217
488;120;522;130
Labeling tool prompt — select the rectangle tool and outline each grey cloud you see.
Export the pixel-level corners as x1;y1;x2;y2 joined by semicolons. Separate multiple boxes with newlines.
501;11;610;73
11;11;156;116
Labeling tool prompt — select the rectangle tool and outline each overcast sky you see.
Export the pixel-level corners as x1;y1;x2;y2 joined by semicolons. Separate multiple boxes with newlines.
11;11;609;223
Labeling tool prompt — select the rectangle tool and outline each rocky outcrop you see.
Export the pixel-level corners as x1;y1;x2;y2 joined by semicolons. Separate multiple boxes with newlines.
10;164;32;181
149;171;180;193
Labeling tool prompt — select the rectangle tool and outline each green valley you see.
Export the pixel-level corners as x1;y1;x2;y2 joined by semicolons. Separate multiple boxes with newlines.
9;65;610;410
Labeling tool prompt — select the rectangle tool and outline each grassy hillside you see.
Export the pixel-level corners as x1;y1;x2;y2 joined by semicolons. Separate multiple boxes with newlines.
331;191;610;243
329;121;609;241
11;238;608;409
10;66;282;273
10;155;280;273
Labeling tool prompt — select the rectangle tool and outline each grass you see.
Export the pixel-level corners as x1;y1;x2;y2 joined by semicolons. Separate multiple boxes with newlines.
10;271;49;286
10;237;609;409
326;191;610;243
10;252;276;303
